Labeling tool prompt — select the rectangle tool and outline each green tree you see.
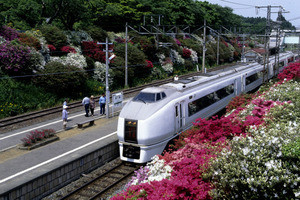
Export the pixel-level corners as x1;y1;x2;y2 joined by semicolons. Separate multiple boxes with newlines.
33;62;88;98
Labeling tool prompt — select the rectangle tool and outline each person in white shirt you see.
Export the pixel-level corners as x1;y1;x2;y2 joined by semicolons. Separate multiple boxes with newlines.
82;96;90;117
62;105;68;130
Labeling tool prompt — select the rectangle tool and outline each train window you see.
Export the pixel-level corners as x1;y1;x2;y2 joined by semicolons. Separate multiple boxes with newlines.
162;92;166;98
188;84;234;117
133;92;155;103
215;84;234;99
279;61;284;67
188;93;215;116
156;93;161;101
246;73;259;85
124;120;138;143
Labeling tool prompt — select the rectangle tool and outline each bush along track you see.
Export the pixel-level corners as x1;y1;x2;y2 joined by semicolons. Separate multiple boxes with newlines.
111;62;300;199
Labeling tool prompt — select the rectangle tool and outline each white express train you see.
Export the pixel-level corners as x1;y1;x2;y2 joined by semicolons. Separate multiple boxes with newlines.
117;51;297;163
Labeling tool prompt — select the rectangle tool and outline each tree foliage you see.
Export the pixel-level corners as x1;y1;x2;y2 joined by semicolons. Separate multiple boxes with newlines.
32;62;88;98
0;0;295;31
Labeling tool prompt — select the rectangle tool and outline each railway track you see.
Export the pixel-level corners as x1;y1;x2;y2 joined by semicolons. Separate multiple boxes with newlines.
58;160;140;200
0;64;235;132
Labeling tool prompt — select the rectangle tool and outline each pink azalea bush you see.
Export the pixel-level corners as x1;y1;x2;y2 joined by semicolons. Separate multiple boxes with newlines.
277;62;300;82
112;62;299;199
0;26;19;41
0;41;32;74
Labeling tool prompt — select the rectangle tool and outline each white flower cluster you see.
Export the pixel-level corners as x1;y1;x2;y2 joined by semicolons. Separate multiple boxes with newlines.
50;53;87;69
170;49;185;65
189;48;198;63
143;155;173;183
0;36;5;44
157;53;174;73
93;61;113;86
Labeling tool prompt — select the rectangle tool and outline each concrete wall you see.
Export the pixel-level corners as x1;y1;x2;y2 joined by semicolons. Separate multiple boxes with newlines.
0;141;119;200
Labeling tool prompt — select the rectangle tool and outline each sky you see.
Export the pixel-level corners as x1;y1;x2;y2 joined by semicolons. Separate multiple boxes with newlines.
199;0;300;28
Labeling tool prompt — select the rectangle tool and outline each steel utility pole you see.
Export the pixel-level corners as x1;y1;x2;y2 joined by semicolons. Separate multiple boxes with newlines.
202;19;206;73
256;5;288;82
98;38;113;119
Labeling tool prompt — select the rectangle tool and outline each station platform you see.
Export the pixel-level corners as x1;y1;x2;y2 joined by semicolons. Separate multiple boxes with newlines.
0;106;122;199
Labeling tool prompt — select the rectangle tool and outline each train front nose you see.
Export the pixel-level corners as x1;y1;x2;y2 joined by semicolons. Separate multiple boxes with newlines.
122;119;141;159
124;119;138;144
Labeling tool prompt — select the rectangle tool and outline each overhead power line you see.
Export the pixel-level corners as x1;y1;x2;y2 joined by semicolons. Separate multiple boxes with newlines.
219;0;255;7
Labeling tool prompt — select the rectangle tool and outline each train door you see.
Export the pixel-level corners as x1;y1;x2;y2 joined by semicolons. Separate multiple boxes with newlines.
175;101;185;132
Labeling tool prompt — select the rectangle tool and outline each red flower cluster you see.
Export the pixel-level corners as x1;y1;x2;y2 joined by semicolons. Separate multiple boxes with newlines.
226;93;255;113
182;48;191;58
61;46;76;53
145;60;153;68
277;62;300;82
81;41;106;63
21;129;55;146
48;44;56;52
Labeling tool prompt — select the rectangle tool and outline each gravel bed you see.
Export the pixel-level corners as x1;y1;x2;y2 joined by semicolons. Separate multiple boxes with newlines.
42;158;134;200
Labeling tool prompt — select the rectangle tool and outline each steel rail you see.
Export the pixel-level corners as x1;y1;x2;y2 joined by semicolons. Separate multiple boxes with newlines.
59;162;139;200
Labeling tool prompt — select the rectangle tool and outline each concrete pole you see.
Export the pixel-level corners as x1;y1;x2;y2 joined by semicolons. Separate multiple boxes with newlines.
125;22;128;87
217;34;220;65
241;34;245;62
105;37;110;119
202;19;206;73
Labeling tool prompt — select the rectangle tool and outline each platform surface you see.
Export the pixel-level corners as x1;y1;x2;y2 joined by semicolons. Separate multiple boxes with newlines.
0;105;122;194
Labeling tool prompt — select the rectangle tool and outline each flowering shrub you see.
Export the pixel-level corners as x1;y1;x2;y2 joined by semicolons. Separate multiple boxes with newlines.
18;33;41;50
21;129;55;146
111;63;299;199
50;53;87;69
48;44;56;52
170;49;185;65
157;53;174;73
0;102;23;117
61;46;76;53
0;26;19;41
182;48;191;58
127;155;172;188
81;41;106;63
226;93;255;112
93;61;113;86
277;62;300;82
207;101;299;199
145;60;153;68
174;38;181;46
0;41;32;74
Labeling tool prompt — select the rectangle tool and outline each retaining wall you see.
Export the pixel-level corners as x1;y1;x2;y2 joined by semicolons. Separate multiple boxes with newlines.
0;141;119;200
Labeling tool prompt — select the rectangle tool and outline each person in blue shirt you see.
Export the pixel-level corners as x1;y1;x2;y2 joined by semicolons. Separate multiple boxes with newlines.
62;105;68;130
82;96;90;117
99;93;106;115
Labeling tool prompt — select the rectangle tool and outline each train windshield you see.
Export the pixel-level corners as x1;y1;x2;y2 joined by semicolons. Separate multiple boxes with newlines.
133;92;156;103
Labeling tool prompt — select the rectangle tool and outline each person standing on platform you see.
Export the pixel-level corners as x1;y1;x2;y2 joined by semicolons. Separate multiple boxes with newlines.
99;93;106;115
62;105;68;130
174;75;179;81
63;98;68;107
82;96;90;117
90;95;96;116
